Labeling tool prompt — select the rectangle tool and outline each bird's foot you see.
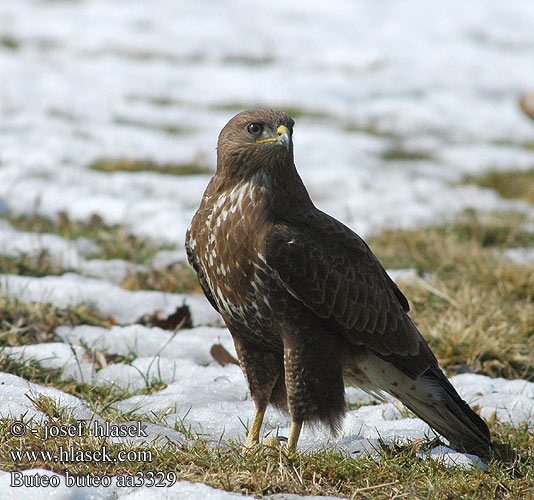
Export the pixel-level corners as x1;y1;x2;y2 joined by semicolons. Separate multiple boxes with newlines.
243;436;288;453
286;420;302;454
242;437;260;453
242;408;266;453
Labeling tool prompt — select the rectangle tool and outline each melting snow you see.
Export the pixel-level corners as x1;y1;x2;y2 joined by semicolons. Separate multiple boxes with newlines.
0;273;222;326
1;0;534;498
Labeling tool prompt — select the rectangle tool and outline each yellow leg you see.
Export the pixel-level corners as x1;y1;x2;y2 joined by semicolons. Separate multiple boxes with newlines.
243;409;265;451
286;420;302;453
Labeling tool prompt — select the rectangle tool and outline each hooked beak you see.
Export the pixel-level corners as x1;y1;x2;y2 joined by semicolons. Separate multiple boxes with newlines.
256;125;292;152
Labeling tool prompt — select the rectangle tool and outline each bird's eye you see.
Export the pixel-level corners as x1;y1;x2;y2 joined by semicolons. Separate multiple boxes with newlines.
247;123;263;135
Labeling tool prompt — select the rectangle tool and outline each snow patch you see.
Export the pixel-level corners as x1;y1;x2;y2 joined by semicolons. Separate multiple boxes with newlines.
0;273;222;326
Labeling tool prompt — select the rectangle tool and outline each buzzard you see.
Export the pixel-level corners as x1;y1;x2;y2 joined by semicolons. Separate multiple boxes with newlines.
186;109;491;455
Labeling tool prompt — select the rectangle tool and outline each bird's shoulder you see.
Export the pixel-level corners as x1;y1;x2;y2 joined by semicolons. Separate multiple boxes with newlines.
263;207;421;356
265;207;409;313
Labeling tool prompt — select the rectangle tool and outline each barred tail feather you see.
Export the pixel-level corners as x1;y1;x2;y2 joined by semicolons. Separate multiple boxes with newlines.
399;368;491;455
348;352;492;456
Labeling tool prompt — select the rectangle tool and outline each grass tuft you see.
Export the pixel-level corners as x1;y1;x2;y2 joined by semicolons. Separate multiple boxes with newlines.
380;145;434;162
0;36;20;50
0;295;111;347
0;251;68;277
343;121;401;140
112;116;188;136
464;169;534;204
4;211;162;264
89;158;212;176
121;263;202;294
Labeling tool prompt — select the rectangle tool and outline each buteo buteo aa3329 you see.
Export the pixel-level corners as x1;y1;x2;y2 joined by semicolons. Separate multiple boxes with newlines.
186;109;491;455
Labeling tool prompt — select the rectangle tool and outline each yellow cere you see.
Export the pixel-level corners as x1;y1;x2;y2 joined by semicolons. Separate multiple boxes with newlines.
256;125;289;144
276;125;289;136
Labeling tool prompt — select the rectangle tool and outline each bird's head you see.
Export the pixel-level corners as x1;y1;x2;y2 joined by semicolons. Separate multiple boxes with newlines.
216;109;295;178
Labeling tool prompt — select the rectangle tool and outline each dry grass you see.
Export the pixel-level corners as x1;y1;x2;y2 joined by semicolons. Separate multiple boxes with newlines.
0;295;146;417
121;263;202;294
0;295;111;347
0;282;176;423
0;36;19;50
368;210;534;380
0;403;532;499
380;145;434;162
0;251;68;277
5;211;163;264
464;169;534;204
89;158;212;176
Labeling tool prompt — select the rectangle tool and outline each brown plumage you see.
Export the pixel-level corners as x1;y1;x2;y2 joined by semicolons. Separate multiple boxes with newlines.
186;109;492;455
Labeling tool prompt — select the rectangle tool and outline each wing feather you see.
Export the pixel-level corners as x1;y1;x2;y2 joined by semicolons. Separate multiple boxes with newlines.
265;209;421;359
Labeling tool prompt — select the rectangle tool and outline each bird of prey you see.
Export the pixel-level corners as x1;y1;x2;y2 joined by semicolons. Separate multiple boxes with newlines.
186;109;491;455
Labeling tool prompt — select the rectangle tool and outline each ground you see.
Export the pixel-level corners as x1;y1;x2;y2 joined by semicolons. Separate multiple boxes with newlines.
0;1;533;499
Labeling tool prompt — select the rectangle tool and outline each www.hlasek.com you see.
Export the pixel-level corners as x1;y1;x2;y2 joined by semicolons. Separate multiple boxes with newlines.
9;420;177;488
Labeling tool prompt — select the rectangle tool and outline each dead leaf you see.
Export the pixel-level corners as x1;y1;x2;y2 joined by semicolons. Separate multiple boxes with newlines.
210;344;239;366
